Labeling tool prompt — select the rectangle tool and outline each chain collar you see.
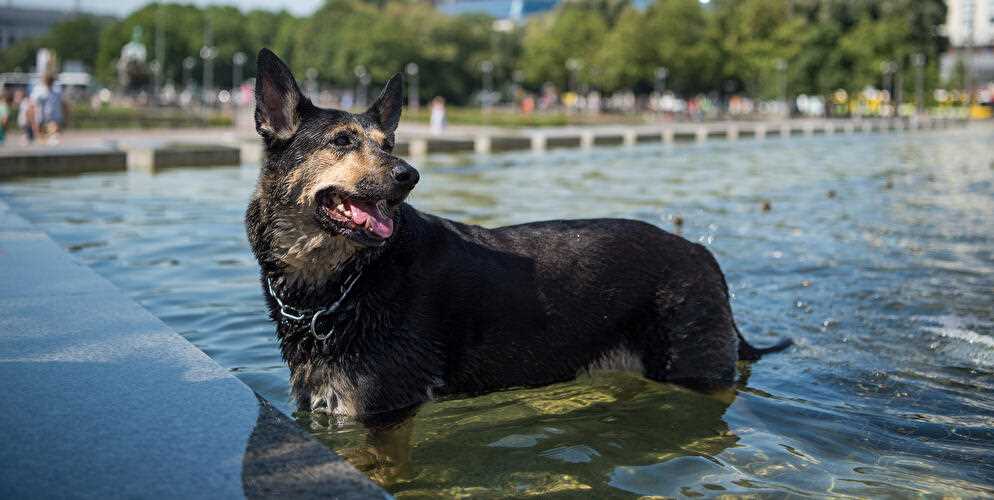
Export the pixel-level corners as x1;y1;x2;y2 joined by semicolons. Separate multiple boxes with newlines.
265;267;363;341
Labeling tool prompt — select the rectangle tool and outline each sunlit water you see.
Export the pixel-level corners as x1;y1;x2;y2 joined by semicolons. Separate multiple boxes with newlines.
3;125;993;497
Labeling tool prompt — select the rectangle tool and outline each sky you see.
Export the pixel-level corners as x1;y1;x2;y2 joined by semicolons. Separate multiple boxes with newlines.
9;0;324;17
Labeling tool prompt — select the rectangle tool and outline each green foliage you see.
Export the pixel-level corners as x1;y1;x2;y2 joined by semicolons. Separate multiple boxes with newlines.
2;0;949;105
0;15;108;72
520;1;608;89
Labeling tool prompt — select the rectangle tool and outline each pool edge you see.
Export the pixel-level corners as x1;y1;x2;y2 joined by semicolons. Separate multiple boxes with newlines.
0;198;388;499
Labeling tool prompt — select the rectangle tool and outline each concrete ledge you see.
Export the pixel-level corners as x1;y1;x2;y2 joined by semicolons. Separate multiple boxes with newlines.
0;199;386;499
593;134;624;146
545;135;583;149
0;147;126;178
424;138;474;154
0;118;968;178
489;136;533;152
127;145;241;172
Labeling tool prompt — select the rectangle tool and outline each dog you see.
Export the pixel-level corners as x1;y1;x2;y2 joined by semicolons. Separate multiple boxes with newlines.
246;49;791;426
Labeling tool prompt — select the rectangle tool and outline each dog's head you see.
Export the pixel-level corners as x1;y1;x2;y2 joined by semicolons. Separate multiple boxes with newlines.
253;48;418;256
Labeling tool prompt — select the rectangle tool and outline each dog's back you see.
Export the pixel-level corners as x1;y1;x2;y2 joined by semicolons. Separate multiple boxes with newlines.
371;206;745;396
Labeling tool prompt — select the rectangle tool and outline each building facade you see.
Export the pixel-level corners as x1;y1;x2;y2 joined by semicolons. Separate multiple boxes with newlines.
942;0;994;86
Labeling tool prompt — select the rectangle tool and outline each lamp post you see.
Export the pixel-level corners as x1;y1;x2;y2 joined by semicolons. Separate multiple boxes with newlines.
154;4;165;103
880;60;896;115
654;66;668;95
912;52;925;115
232;51;247;91
182;56;196;92
354;65;369;109
200;19;216;105
511;69;523;103
305;67;319;102
405;62;419;111
775;58;788;116
565;58;581;94
480;60;494;112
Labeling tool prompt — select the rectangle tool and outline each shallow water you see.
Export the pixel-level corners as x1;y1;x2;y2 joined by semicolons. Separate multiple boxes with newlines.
3;125;993;497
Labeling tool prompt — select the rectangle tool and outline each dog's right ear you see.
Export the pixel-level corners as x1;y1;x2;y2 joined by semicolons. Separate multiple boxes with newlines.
255;48;304;142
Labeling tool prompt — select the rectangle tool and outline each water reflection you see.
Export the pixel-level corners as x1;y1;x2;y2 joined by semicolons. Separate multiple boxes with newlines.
303;371;744;497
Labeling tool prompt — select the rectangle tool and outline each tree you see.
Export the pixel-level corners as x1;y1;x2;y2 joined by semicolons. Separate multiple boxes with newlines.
0;15;108;73
520;0;609;90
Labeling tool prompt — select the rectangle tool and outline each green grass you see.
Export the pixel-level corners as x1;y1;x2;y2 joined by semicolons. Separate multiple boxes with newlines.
68;105;233;130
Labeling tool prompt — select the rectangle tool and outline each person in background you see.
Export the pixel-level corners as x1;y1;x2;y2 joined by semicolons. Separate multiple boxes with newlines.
15;89;34;145
0;91;11;145
429;96;446;135
31;73;67;145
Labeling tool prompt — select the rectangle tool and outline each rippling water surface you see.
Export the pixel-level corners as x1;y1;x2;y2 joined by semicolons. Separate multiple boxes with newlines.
3;125;993;497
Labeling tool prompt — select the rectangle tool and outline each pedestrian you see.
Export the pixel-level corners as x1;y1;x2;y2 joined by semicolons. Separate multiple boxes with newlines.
15;89;34;145
429;96;446;135
31;73;67;145
0;91;11;145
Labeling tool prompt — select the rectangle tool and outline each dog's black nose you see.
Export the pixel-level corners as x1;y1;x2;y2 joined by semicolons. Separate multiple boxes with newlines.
392;163;420;189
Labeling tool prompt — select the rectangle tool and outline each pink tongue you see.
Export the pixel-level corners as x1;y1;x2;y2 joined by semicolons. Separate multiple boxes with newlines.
348;201;394;238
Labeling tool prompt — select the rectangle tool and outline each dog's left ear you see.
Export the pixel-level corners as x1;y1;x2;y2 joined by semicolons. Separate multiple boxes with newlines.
255;48;306;142
367;73;403;134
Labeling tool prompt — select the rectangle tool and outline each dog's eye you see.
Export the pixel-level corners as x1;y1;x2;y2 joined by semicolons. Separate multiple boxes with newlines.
331;134;352;147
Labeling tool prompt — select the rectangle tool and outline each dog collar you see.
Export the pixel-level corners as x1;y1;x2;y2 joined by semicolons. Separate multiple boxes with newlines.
265;269;363;341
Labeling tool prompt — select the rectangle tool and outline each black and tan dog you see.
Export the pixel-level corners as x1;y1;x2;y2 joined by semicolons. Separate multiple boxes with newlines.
246;49;790;425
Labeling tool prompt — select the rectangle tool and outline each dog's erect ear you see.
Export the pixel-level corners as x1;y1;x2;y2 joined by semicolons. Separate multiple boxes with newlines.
367;73;403;134
255;48;305;141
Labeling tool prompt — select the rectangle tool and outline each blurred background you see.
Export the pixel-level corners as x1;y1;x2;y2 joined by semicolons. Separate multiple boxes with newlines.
1;0;993;143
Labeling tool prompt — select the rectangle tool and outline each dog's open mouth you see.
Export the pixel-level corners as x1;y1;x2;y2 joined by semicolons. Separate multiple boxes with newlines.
316;188;395;243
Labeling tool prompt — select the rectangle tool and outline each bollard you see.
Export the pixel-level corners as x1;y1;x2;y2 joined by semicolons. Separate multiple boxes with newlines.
126;148;155;173
581;132;595;150
531;133;547;153
474;136;492;155
662;128;675;145
623;130;637;147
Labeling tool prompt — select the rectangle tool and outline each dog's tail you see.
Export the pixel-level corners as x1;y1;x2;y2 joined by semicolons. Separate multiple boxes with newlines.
735;323;792;361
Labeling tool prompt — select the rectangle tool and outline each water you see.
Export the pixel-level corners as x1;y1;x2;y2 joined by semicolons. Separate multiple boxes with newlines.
3;126;993;497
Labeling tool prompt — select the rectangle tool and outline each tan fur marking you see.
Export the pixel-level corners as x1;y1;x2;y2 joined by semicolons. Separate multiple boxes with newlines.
367;128;386;144
289;149;372;206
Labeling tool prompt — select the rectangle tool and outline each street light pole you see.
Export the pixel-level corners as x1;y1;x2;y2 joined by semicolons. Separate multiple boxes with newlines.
354;65;369;109
654;66;668;95
775;58;788;116
405;62;419;111
880;60;895;115
912;53;925;115
200;20;216;105
232;51;246;91
154;4;165;103
183;56;196;92
480;60;494;113
565;58;581;94
305;67;319;103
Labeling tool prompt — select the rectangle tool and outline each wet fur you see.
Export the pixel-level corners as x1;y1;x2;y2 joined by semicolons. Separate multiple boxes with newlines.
246;49;790;424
